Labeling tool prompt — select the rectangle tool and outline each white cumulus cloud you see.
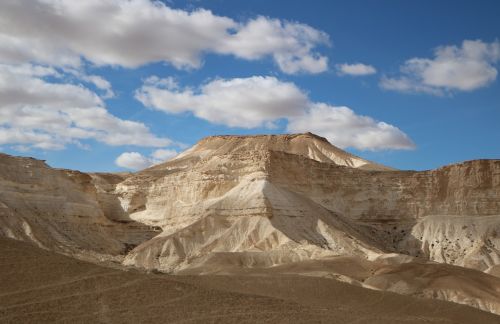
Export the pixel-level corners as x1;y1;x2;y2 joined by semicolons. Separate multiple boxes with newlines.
137;75;415;151
64;68;115;99
381;39;500;94
287;104;415;150
218;16;330;74
151;148;178;161
337;63;377;76
0;63;170;150
136;76;308;128
116;148;178;170
115;152;153;170
0;0;329;74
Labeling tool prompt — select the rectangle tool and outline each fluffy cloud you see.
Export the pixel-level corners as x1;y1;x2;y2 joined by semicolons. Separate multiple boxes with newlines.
137;75;414;150
115;148;178;170
218;16;329;74
136;76;308;128
115;152;152;170
381;39;500;94
0;0;329;74
0;64;170;150
287;104;415;150
337;63;377;76
65;69;115;99
150;148;178;161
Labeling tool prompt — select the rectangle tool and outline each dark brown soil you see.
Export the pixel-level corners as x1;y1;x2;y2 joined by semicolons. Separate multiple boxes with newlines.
1;238;498;323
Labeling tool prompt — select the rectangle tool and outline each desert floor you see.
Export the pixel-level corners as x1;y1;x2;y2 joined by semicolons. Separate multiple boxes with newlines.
1;238;499;323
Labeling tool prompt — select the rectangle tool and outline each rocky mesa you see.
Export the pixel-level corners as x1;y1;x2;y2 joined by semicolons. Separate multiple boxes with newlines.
1;133;500;316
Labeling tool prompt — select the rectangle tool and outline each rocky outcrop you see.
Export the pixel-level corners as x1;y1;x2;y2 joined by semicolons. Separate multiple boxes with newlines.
266;153;500;270
0;153;157;262
115;136;499;275
0;133;499;315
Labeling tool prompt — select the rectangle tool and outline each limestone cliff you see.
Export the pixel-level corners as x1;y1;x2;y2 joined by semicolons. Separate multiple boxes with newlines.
1;134;499;314
0;153;157;262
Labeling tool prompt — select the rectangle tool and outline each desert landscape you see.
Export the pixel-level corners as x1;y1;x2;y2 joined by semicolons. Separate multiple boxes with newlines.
1;133;499;323
1;1;499;323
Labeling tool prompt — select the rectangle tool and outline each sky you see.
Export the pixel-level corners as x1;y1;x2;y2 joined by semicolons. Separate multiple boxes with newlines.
0;0;499;172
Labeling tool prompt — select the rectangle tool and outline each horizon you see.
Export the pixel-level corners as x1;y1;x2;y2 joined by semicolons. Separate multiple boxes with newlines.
0;0;499;172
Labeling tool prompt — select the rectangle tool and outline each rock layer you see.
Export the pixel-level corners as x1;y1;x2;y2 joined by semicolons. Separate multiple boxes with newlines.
0;133;499;315
0;153;157;262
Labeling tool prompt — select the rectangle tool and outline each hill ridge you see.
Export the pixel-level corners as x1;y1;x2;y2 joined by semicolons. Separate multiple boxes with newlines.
1;135;500;315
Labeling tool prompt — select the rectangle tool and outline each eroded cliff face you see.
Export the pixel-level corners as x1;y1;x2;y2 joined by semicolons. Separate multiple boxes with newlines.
1;134;499;315
0;153;157;262
267;153;500;270
116;140;385;273
268;153;499;219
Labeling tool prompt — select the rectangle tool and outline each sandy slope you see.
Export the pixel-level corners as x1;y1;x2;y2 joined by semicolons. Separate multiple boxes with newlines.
178;255;500;315
1;133;499;316
1;238;499;324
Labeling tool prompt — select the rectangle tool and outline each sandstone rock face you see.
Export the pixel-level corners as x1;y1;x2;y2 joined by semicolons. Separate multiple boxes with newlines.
1;133;499;315
0;153;157;262
267;153;500;270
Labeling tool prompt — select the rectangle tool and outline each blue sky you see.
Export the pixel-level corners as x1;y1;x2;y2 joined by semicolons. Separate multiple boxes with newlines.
0;0;499;172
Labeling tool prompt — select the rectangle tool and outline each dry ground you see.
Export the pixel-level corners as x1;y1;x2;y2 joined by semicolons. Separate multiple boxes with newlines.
1;238;499;324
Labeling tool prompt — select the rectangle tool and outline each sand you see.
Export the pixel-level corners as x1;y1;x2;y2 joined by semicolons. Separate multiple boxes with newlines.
1;238;499;324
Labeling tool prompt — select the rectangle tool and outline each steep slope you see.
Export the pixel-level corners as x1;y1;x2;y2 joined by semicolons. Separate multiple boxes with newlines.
117;139;385;272
0;133;499;316
267;153;500;271
115;134;500;313
123;177;382;272
0;153;157;261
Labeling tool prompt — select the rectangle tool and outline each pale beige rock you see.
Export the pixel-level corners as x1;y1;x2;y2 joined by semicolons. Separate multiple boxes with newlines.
0;153;157;262
1;133;499;315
